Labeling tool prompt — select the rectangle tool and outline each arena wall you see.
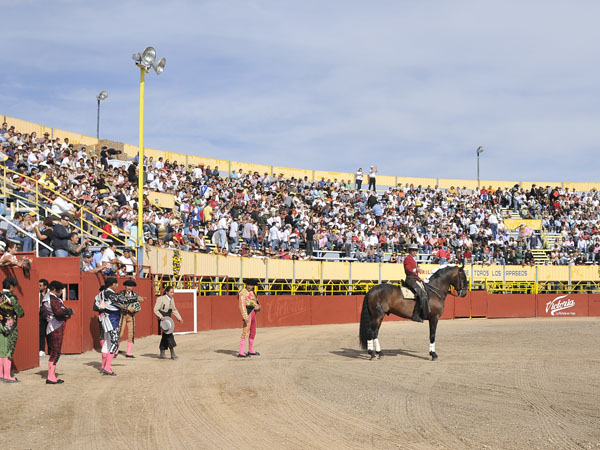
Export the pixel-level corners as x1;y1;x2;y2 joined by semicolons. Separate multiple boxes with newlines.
10;278;600;373
144;247;600;284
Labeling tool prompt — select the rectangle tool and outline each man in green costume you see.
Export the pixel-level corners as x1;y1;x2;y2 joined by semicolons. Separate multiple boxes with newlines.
0;277;24;382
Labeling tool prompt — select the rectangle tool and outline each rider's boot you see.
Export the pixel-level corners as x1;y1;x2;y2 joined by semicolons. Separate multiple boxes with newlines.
411;299;423;322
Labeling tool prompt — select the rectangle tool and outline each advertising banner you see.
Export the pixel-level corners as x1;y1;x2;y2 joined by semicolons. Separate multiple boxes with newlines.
536;294;588;317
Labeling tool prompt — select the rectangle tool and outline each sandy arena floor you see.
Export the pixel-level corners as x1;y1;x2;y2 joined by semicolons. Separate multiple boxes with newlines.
2;317;600;450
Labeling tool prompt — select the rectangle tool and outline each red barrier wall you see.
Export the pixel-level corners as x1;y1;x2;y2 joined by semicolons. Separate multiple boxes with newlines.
2;266;40;372
589;295;600;316
260;295;313;328
487;294;536;318
470;291;488;317
13;256;600;367
173;291;196;333
536;294;589;318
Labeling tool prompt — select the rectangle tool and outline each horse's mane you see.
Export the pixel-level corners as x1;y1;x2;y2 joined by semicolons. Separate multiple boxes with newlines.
424;264;457;284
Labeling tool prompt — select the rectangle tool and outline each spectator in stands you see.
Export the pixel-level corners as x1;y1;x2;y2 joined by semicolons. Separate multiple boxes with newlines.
355;168;363;191
6;212;33;252
118;248;136;276
0;242;31;268
67;232;89;257
52;214;71;257
368;165;377;191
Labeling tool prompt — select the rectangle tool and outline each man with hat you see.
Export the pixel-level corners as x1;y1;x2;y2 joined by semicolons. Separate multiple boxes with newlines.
404;243;430;322
116;279;143;358
153;286;183;359
41;280;73;384
237;278;261;358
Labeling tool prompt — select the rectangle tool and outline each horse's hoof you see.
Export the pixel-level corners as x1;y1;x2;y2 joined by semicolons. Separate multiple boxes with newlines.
376;351;383;359
429;351;438;361
368;350;376;360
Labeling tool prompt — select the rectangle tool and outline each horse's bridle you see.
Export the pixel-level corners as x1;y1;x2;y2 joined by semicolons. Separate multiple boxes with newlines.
426;268;467;298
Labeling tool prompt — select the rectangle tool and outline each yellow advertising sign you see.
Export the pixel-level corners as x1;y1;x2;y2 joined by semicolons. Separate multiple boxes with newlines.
504;219;542;231
147;191;175;210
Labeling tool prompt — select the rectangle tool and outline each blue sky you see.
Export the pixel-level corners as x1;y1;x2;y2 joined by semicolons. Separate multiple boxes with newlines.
2;0;600;182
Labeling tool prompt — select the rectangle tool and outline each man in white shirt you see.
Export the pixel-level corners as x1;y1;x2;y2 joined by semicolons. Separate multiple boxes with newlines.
51;195;75;216
118;248;136;276
229;220;239;252
101;242;119;274
216;215;228;249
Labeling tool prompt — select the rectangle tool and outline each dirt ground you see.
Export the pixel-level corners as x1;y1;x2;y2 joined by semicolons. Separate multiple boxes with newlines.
2;317;600;450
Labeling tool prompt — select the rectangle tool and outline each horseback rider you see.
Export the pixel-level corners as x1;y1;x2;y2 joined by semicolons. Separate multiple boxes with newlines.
404;243;430;322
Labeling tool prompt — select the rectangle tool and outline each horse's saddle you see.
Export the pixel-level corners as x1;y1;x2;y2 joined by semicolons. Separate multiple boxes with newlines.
400;285;416;300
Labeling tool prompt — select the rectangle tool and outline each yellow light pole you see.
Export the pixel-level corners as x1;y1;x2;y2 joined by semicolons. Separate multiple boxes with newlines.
137;67;145;248
132;47;166;269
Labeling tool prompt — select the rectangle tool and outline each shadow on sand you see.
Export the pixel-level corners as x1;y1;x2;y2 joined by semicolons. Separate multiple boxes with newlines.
214;349;241;358
330;348;430;361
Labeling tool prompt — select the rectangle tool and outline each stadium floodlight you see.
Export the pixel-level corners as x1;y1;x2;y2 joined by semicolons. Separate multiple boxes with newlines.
96;90;108;139
154;57;166;75
476;146;484;189
132;46;166;260
141;47;156;68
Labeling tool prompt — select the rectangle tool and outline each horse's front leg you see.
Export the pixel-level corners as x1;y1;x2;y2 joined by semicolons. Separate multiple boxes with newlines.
428;316;439;361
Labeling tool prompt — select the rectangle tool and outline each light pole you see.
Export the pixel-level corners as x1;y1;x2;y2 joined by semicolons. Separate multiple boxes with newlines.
132;47;166;253
96;90;108;139
476;146;484;189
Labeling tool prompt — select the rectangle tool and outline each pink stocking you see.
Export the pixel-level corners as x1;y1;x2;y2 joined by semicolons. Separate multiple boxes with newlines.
127;342;133;356
3;358;15;381
0;357;5;379
249;339;255;353
239;339;246;356
104;353;115;373
100;339;105;348
48;362;57;382
101;353;108;370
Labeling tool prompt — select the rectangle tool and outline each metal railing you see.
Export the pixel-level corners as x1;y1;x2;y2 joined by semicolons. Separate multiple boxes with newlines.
0;168;136;257
149;275;600;296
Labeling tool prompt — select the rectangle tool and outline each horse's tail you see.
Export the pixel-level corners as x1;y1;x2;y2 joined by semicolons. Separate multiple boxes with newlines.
359;291;372;350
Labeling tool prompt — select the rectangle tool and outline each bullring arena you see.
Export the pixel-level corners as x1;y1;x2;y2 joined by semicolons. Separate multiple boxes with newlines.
3;317;600;450
2;114;600;450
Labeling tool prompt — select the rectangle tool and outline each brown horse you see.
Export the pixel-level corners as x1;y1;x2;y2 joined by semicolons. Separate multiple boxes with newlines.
359;264;468;361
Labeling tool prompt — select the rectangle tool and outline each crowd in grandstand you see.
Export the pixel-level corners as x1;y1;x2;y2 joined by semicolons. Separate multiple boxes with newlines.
2;121;600;267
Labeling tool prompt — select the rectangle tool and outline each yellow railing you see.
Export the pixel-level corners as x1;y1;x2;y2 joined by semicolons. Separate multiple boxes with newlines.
2;166;132;243
151;276;600;296
0;168;136;256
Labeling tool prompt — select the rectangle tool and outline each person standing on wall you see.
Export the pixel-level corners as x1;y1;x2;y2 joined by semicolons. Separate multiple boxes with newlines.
368;165;377;192
42;280;73;385
39;279;50;357
154;286;183;360
237;278;261;358
355;168;363;191
0;276;24;382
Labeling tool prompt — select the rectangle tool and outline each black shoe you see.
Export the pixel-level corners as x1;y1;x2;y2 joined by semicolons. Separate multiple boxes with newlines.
237;353;248;358
125;354;135;358
101;369;117;376
248;352;260;356
3;378;20;383
46;379;64;384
